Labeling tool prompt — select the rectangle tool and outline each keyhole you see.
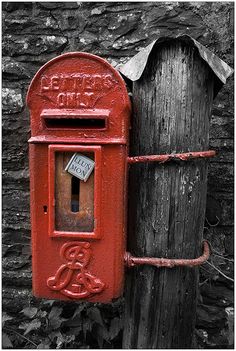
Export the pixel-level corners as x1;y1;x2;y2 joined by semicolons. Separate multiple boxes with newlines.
71;176;80;212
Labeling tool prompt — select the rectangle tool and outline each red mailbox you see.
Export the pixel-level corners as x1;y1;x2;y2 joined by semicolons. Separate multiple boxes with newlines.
27;52;131;302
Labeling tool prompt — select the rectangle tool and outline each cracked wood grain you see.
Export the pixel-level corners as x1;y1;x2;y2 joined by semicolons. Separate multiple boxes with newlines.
123;40;214;348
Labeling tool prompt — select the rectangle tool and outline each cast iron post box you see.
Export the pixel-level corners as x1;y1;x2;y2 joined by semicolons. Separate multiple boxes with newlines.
27;52;131;302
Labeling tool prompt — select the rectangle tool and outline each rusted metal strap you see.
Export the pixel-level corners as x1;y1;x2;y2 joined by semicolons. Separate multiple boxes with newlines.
124;240;210;268
127;150;216;164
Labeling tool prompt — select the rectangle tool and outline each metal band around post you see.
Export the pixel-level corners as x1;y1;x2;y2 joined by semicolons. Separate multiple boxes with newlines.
124;240;210;268
127;150;216;164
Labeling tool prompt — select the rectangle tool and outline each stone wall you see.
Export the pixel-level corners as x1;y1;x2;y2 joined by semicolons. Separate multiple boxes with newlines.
2;2;234;348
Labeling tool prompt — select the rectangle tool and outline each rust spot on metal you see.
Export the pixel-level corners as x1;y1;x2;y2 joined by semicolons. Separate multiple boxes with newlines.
124;240;210;268
127;150;216;164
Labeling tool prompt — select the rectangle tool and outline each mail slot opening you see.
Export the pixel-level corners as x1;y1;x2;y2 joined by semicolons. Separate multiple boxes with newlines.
44;117;106;129
71;176;80;213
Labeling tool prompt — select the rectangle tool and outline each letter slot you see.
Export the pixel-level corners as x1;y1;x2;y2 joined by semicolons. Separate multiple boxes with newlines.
71;176;80;212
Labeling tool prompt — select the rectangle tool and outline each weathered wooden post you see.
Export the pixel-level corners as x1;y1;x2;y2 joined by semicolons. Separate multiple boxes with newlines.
119;36;233;348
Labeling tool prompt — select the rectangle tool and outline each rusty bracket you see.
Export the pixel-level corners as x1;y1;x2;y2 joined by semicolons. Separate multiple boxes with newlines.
126;151;214;268
127;150;216;164
124;240;210;268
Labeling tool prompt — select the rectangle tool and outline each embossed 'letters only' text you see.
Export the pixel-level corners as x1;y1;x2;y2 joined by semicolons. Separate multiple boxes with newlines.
40;74;116;108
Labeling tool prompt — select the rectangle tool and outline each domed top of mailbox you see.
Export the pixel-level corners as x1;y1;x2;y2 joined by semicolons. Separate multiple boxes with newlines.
27;52;131;144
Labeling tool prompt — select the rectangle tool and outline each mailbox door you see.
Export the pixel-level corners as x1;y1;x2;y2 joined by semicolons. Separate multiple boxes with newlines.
30;142;127;302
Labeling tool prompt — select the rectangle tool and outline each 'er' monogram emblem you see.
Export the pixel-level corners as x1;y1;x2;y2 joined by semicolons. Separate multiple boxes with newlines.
47;242;105;299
